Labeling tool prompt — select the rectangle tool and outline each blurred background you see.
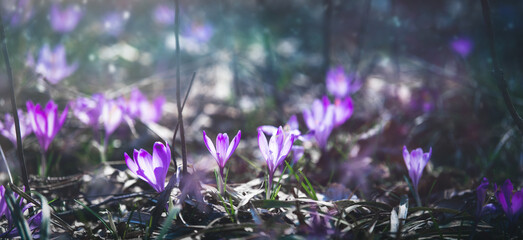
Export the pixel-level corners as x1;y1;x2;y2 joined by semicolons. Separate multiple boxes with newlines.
0;0;522;196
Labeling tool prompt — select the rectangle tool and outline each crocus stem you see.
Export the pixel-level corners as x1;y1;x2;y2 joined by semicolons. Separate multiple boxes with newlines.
403;175;422;207
266;173;273;199
217;170;225;195
100;134;108;163
413;187;422;207
40;150;47;177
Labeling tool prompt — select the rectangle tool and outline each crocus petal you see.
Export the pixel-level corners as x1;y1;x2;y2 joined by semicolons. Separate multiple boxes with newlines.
276;133;295;167
291;145;304;165
137;149;155;180
302;108;315;130
225;130;241;161
403;146;411;171
311;99;325;125
215;133;230;166
333;97;354;127
203;130;218;161
124;152;139;175
476;177;489;216
496;189;509;217
511;190;523;218
258;125;278;136
288;115;299;130
46;106;57;139
420;148;432;172
269;127;285;162
152;142;170;172
258;129;271;168
152;142;170;192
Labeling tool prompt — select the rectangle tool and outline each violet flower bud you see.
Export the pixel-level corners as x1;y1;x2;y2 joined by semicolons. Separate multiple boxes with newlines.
402;146;432;193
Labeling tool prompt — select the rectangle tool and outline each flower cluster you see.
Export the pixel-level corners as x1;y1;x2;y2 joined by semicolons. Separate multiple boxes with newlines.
72;88;165;137
125;88;165;124
302;67;356;150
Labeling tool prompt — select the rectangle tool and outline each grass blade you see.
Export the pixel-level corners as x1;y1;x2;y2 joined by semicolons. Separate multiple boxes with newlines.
32;192;51;239
156;205;181;240
299;170;317;200
0;8;30;190
74;199;117;239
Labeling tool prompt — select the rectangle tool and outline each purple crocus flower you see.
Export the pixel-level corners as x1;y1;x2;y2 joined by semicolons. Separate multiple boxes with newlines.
153;4;174;25
258;115;303;165
451;37;473;58
402;146;432;193
258;127;295;192
184;21;214;43
331;97;354;127
0;110;32;146
326;66;361;99
35;44;77;84
100;98;124;137
124;141;171;193
476;177;489;217
303;97;335;150
49;4;82;33
0;186;42;238
72;94;105;127
0;186;30;225
3;0;33;27
26;100;68;152
202;130;241;179
495;179;523;222
126;88;165;123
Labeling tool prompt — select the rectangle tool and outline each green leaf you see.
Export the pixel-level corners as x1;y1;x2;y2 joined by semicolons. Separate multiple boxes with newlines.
74;199;118;239
32;192;51;239
156;205;181;240
4;186;32;240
